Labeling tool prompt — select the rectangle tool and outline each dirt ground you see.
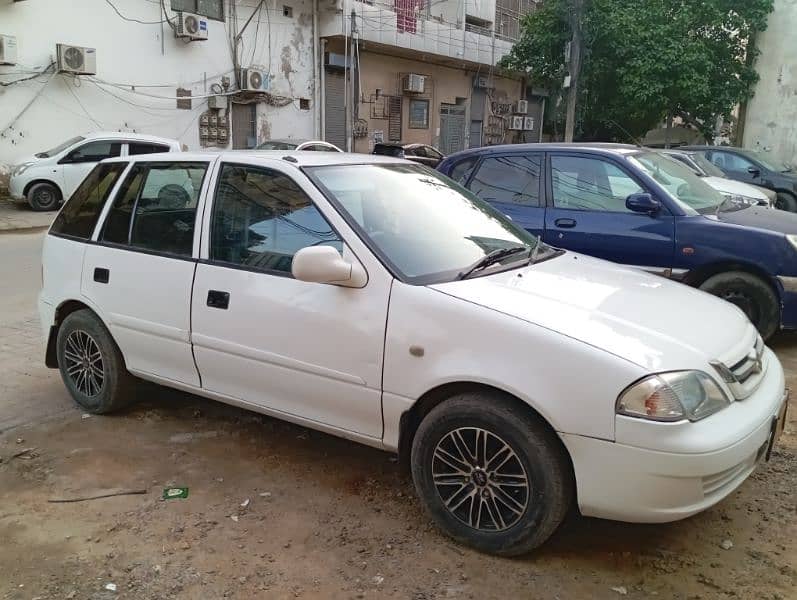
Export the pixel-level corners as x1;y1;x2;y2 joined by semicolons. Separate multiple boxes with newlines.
1;232;795;599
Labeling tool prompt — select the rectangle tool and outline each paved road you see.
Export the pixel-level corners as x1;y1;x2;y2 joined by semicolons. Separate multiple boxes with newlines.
0;231;72;432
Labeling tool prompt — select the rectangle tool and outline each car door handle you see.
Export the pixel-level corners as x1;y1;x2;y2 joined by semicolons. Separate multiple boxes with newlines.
206;290;230;310
93;267;110;284
554;218;577;228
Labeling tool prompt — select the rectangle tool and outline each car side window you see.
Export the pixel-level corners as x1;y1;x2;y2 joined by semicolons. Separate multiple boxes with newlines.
63;141;122;164
129;142;170;155
448;157;478;184
711;151;755;171
99;162;208;256
551;155;643;212
211;164;342;275
468;155;542;206
51;163;128;239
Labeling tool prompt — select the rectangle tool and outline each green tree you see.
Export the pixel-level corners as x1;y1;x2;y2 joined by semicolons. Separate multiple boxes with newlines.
501;0;774;141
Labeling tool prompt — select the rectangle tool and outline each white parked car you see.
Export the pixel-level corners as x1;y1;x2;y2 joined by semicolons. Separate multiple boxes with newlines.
661;148;775;208
39;151;789;555
8;132;183;211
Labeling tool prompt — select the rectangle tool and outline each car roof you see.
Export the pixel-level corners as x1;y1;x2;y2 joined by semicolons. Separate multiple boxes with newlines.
442;142;642;162
82;131;180;145
102;150;409;167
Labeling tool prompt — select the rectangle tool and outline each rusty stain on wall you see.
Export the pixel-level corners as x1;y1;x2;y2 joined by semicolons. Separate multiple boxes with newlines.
259;116;272;142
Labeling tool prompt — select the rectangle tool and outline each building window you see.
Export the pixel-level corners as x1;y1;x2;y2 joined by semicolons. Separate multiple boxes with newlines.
299;98;310;110
171;0;224;21
409;99;429;129
283;5;293;17
495;0;537;41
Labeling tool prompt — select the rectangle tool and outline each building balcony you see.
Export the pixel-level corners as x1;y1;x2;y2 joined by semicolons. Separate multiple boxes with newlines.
319;0;516;69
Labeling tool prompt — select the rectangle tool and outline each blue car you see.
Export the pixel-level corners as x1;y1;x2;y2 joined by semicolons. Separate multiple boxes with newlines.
438;143;797;339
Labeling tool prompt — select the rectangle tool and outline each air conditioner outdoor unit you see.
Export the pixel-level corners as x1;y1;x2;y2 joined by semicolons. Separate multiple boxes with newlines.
0;34;18;65
515;100;529;114
239;68;270;92
523;116;535;131
403;73;425;94
176;12;209;41
508;116;524;131
56;43;97;75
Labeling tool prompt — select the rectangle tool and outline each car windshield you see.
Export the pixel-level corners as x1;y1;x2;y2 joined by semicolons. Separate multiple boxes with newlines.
688;152;726;177
629;151;725;214
306;163;541;284
257;141;298;150
738;149;791;173
36;136;85;158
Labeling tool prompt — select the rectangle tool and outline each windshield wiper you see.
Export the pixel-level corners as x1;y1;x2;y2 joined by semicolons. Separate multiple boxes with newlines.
457;246;530;280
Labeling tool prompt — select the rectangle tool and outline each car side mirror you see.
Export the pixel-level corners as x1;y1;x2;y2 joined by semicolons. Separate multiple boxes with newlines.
626;192;661;215
747;166;761;177
292;246;367;288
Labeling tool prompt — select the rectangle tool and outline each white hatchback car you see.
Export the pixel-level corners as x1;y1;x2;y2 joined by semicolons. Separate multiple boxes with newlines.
39;151;789;555
9;132;182;211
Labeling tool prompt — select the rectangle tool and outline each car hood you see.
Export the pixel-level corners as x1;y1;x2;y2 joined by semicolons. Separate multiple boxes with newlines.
718;205;797;235
703;176;769;200
431;253;756;372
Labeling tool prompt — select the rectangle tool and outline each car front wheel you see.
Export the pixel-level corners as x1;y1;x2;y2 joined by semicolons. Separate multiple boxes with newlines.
27;182;61;211
411;393;573;556
699;271;780;340
56;309;136;414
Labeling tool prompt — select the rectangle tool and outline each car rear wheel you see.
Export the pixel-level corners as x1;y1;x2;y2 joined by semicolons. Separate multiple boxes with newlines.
56;309;136;414
775;192;797;212
411;393;573;556
27;182;61;211
698;271;779;340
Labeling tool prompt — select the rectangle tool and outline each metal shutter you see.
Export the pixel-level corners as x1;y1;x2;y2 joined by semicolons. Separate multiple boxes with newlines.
388;96;402;141
325;70;347;150
440;103;466;155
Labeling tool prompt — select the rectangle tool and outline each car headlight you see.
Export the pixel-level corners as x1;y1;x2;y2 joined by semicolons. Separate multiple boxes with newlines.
617;371;731;422
720;192;758;207
13;164;31;176
787;234;797;252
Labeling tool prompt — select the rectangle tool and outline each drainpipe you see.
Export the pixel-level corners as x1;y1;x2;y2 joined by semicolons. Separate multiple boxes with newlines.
313;0;321;138
321;39;327;139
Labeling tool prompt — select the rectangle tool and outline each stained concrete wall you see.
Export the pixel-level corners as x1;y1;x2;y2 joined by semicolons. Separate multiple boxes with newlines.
743;0;797;167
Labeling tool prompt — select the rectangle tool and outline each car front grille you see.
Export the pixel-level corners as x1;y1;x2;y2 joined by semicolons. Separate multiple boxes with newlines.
710;335;766;400
701;447;761;497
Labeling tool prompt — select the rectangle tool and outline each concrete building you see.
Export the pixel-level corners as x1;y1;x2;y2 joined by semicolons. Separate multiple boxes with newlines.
742;0;797;166
0;0;317;183
319;0;544;153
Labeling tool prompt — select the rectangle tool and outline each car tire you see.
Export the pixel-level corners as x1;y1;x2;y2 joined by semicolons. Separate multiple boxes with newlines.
27;182;61;212
411;393;573;556
699;271;779;340
56;309;136;414
775;192;797;212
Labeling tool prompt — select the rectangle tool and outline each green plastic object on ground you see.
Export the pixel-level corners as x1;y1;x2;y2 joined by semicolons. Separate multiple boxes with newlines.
162;487;189;500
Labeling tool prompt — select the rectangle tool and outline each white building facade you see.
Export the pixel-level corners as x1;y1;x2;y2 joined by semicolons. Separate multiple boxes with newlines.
0;0;318;183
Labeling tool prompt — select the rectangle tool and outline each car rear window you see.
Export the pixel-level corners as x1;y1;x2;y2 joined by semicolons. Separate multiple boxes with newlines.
129;142;171;155
373;144;404;157
50;162;128;240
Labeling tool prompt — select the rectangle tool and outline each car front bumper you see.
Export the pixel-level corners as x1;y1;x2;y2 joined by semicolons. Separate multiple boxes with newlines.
8;175;25;200
561;355;788;523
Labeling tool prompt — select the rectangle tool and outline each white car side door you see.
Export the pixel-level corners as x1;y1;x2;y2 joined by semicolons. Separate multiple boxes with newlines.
61;140;123;200
80;159;213;386
191;158;392;439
